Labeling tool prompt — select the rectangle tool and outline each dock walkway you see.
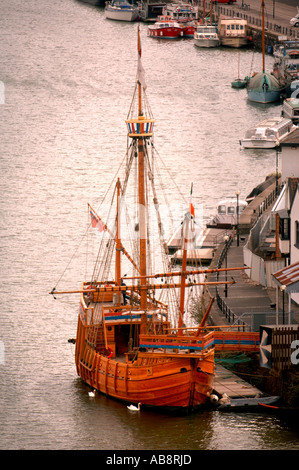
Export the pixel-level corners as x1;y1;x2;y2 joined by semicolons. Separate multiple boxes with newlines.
205;234;272;328
203;0;299;41
207;234;299;329
214;364;262;398
204;177;299;329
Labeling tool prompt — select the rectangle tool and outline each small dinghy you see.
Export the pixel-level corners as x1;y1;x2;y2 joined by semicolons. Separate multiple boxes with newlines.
218;395;280;412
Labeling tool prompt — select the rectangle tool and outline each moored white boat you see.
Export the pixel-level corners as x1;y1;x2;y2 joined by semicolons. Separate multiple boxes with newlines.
241;117;296;149
162;2;198;21
218;16;250;48
207;198;247;228
194;24;219;48
281;98;299;124
105;0;139;22
148;16;183;39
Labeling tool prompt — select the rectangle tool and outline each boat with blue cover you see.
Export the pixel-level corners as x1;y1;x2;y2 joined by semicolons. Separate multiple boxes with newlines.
247;72;283;104
247;0;284;104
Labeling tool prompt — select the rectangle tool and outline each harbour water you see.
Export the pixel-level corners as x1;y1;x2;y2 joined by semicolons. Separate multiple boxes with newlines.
0;0;298;451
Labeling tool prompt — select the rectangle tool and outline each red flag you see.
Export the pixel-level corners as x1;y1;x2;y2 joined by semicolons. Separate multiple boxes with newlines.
90;213;97;228
138;24;141;57
190;183;195;217
89;207;104;232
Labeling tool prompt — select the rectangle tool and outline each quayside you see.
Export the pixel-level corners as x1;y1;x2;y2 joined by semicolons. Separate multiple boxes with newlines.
51;26;254;414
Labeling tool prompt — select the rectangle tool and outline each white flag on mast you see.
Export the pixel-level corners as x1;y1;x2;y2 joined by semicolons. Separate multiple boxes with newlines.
137;26;147;90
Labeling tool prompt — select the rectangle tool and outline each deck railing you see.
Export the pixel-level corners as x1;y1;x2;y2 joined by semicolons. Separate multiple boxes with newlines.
213;330;260;352
214;236;249;330
139;329;260;354
139;330;214;355
199;1;299;39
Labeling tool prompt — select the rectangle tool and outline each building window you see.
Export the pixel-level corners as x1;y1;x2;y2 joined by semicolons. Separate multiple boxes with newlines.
296;220;299;247
279;218;290;240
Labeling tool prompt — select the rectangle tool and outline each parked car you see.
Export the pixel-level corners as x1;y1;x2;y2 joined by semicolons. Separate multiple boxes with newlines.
290;11;299;27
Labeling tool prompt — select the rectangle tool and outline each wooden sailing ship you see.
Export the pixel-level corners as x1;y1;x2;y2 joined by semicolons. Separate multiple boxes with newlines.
52;27;245;413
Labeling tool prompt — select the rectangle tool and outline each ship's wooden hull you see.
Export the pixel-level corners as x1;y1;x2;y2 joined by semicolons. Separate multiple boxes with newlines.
75;314;214;412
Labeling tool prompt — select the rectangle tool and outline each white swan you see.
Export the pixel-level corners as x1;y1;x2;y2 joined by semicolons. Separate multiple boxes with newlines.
219;393;230;404
88;389;96;397
127;402;141;411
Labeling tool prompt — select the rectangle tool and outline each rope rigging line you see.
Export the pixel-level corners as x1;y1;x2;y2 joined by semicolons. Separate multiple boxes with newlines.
51;142;136;294
51;219;92;294
143;140;181;321
152;142;188;209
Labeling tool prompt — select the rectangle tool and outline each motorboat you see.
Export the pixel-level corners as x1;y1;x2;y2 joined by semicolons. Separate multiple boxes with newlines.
194;24;220;48
105;0;139;22
207;198;247;229
240;117;296;149
273;40;299;81
162;3;198;37
177;18;198;38
218;16;251;48
148;16;183;39
281;98;299;124
162;2;198;22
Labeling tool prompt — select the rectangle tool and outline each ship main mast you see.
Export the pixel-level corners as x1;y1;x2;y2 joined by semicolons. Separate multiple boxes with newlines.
137;82;147;311
126;26;155;329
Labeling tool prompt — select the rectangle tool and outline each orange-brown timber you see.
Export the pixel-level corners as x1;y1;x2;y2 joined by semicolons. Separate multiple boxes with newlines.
75;301;215;410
